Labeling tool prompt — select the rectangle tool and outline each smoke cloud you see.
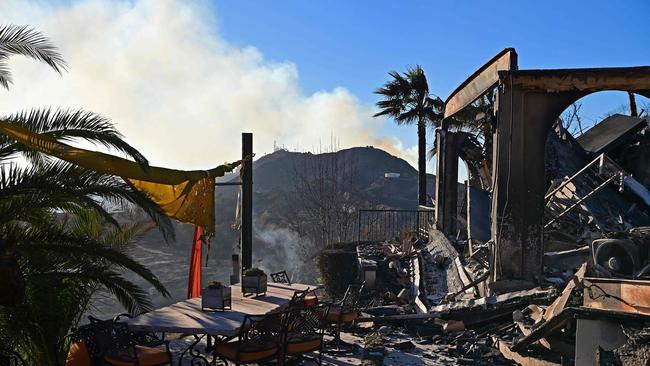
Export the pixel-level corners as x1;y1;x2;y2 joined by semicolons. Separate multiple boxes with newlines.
0;0;417;169
254;224;315;282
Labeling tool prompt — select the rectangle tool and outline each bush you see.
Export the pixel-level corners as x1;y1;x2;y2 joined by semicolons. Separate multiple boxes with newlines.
206;281;223;289
318;242;358;299
242;267;266;276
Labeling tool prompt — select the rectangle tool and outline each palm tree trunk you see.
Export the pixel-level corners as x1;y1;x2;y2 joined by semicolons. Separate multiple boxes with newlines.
417;120;427;206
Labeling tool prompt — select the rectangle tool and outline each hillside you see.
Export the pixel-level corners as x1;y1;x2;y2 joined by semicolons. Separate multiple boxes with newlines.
90;146;438;316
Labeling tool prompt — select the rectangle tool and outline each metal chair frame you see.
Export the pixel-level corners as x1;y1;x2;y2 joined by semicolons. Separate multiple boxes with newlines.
213;311;284;365
113;313;167;348
270;270;292;285
288;287;312;308
281;304;330;365
85;315;171;366
325;282;365;349
0;349;26;366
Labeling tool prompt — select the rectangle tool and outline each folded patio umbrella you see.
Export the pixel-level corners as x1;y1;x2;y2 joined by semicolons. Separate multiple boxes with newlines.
0;121;244;234
187;226;203;298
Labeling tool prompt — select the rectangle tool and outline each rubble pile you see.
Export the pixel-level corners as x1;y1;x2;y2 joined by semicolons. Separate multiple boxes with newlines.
345;227;649;365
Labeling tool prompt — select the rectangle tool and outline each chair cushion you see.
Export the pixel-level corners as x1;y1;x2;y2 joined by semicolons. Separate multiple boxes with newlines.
326;307;359;323
285;333;322;354
304;295;318;307
214;340;278;363
66;341;92;366
104;345;170;366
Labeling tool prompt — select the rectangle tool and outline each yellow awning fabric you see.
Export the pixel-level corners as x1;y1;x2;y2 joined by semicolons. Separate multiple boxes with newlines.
0;121;242;233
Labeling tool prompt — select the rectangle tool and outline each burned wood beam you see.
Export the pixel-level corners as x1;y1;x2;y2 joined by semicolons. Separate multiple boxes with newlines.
444;48;517;119
504;66;650;94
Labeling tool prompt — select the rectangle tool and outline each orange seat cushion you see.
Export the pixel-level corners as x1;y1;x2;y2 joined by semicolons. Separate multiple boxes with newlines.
285;334;322;354
104;345;170;366
326;307;359;323
214;340;278;363
304;295;318;307
66;341;91;366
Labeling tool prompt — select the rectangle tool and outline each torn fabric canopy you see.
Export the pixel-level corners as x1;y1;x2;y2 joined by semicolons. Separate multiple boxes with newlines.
0;121;243;233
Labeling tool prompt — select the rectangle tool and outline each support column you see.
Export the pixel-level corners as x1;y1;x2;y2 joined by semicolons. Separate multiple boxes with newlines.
434;129;460;237
490;78;574;289
241;133;253;272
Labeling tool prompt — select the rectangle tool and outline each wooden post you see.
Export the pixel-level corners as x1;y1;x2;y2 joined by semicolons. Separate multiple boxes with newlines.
466;180;473;256
230;254;240;285
241;133;253;272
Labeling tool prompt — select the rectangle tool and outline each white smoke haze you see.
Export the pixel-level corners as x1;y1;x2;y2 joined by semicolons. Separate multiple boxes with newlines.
0;0;418;169
254;224;315;282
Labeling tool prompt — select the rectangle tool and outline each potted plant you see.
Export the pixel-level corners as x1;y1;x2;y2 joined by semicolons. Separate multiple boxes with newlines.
241;267;267;297
202;281;231;311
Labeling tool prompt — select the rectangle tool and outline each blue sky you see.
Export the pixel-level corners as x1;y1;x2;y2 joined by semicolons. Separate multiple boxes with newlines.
214;0;650;145
1;0;648;173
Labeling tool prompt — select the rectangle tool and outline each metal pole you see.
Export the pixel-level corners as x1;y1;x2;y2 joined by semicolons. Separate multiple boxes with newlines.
241;133;253;272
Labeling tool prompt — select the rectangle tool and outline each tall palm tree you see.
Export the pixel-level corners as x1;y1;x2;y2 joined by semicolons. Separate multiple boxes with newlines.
0;24;174;364
374;65;443;206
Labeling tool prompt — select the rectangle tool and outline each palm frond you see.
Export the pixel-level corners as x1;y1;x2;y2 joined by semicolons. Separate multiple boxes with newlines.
36;267;154;315
0;54;11;89
21;242;168;299
0;108;149;167
0;161;174;240
0;25;66;78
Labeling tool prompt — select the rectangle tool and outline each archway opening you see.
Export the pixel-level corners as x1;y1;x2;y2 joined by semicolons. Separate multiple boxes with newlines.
543;91;650;252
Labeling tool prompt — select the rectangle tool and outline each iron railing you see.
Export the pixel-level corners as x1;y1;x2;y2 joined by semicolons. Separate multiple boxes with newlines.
545;153;627;228
357;209;435;244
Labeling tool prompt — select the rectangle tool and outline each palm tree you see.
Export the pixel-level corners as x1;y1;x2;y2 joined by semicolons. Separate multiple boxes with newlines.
0;204;166;364
0;24;174;364
374;65;443;206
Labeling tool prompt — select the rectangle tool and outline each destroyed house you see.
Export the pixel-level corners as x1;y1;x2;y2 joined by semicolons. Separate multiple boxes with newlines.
344;49;650;365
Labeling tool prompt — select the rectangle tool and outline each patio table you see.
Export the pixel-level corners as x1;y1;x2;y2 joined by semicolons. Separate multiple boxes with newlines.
127;282;318;364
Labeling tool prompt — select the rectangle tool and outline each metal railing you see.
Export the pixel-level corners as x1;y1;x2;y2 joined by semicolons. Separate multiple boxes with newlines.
357;209;435;244
545;153;627;228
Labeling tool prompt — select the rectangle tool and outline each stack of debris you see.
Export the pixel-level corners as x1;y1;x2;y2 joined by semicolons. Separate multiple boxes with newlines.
350;226;649;365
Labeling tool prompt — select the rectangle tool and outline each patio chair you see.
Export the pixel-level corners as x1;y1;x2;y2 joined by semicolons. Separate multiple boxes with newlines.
281;304;330;365
0;349;26;366
213;311;284;365
112;313;167;349
323;282;365;349
288;287;311;308
86;316;171;366
270;270;292;285
66;322;105;366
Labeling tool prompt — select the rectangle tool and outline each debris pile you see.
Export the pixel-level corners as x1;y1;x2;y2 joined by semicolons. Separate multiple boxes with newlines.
345;92;649;366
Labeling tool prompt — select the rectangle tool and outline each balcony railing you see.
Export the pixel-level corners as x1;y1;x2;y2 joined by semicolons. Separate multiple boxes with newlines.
357;209;435;244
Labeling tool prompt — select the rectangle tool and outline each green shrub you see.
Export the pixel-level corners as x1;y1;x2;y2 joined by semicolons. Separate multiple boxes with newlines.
206;281;223;289
243;267;266;276
318;242;358;299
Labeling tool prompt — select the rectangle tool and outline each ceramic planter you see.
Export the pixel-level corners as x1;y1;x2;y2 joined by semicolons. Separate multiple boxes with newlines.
201;286;232;311
241;274;267;297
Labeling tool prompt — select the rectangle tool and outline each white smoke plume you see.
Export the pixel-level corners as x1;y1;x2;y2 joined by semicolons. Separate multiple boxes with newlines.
253;224;316;282
0;0;417;169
